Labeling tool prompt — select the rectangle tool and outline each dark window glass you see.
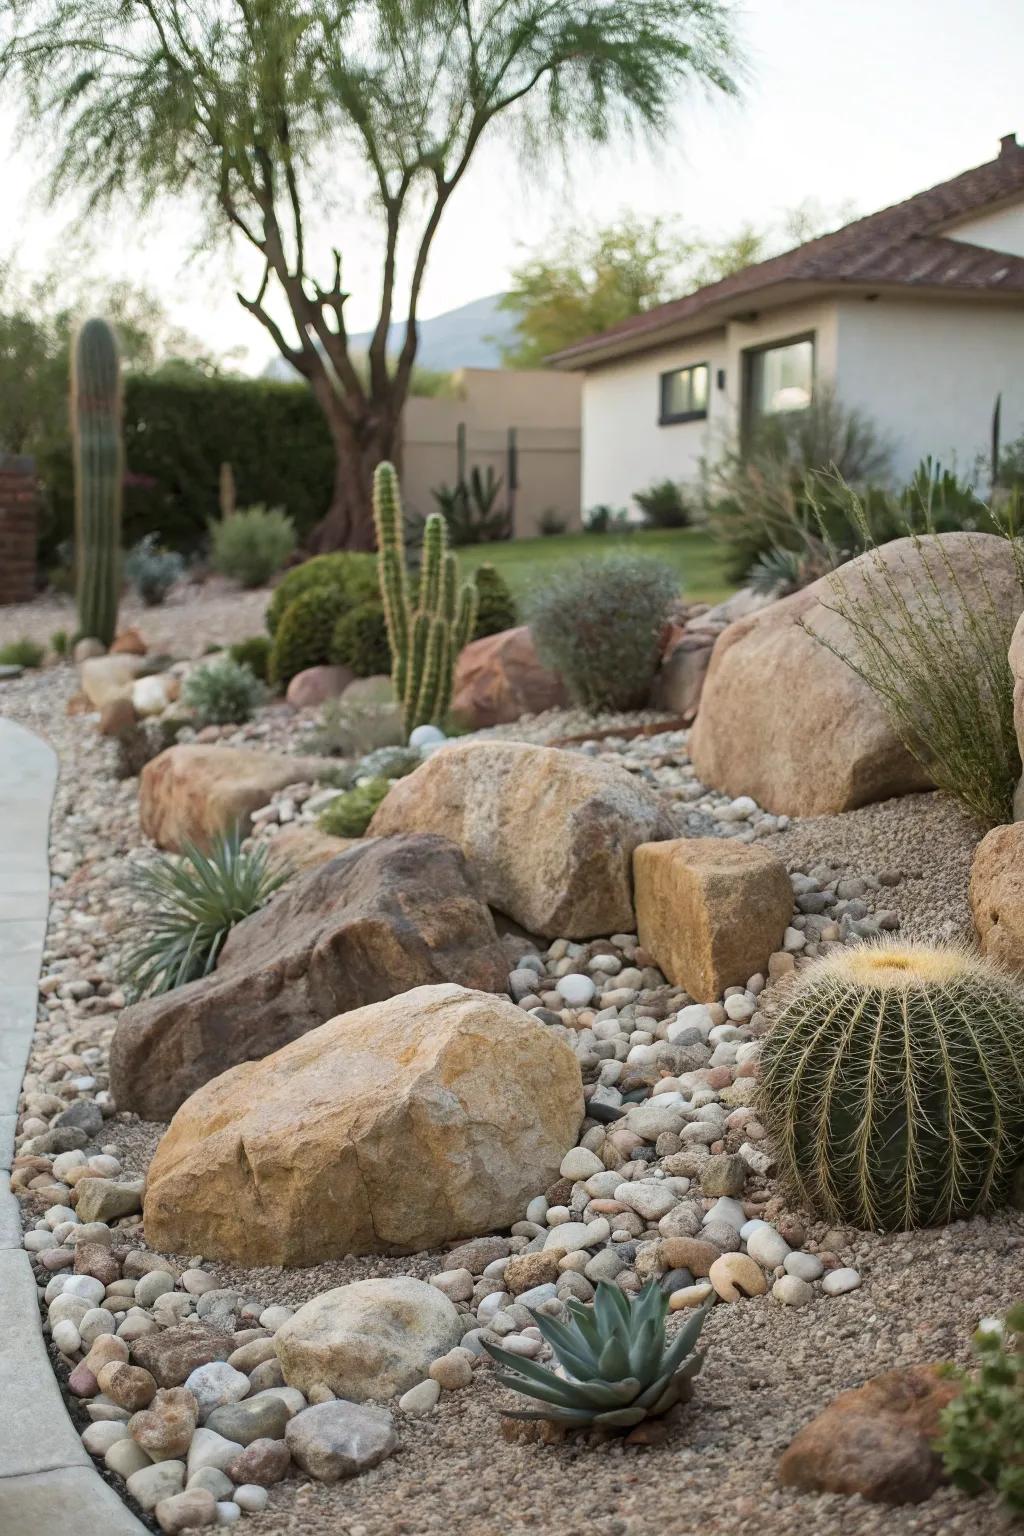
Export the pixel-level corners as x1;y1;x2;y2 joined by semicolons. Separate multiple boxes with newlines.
659;363;710;424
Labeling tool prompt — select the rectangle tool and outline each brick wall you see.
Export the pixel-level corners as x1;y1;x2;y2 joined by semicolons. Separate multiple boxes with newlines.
0;455;37;605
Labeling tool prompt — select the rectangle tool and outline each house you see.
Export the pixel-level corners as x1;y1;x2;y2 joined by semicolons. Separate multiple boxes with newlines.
548;135;1024;512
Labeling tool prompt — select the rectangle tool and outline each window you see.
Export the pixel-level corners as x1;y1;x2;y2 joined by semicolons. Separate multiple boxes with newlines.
659;362;709;425
747;336;815;422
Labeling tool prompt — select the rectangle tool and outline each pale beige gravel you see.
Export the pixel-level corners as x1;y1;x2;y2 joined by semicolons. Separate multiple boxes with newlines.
3;655;1022;1536
0;578;270;657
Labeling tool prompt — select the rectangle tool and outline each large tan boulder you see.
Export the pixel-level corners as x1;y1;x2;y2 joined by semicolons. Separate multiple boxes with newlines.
634;838;792;1001
143;984;584;1265
969;821;1024;973
264;823;356;876
110;835;510;1121
691;533;1024;817
139;743;338;850
369;740;675;938
275;1278;463;1401
452;626;567;729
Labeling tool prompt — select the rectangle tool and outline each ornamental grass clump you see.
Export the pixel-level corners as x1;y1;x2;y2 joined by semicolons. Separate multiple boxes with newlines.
938;1306;1024;1516
806;477;1024;825
527;554;678;712
121;828;287;998
757;939;1024;1232
210;504;296;588
484;1280;708;1429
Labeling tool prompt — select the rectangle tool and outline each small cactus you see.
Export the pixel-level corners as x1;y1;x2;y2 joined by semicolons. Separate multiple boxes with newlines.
373;462;477;734
757;939;1024;1231
72;317;123;646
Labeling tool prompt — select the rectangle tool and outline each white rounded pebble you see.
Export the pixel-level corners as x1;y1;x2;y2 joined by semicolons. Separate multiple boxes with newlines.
61;1275;106;1306
258;1305;294;1331
745;1226;791;1269
135;1270;175;1308
216;1503;242;1526
82;1420;130;1455
525;1196;548;1224
24;1231;57;1252
739;1219;769;1241
184;1362;251;1420
773;1275;814;1307
822;1267;862;1296
559;1147;603;1180
233;1486;269;1513
702;1197;746;1232
556;973;596;1007
409;724;446;749
784;1251;825;1282
723;994;755;1021
399;1378;441;1416
79;1308;117;1346
53;1319;82;1355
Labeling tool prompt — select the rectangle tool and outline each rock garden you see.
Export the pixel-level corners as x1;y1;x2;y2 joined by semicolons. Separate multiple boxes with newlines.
3;358;1024;1536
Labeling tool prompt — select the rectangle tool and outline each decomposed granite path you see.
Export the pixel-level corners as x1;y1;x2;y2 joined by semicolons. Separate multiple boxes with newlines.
0;716;146;1532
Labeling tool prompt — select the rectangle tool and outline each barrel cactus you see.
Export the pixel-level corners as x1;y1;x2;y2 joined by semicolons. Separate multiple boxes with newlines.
758;940;1024;1231
72;317;123;646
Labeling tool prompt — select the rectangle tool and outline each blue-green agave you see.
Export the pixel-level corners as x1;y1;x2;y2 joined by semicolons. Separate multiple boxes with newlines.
483;1281;709;1428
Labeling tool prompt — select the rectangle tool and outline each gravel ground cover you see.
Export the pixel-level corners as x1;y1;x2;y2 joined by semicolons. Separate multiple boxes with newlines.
3;639;1022;1536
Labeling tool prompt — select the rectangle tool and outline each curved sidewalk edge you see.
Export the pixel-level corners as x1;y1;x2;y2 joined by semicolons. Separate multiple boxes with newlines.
0;718;148;1532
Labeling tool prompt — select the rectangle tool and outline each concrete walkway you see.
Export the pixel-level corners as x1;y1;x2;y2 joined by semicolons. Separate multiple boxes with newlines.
0;718;146;1530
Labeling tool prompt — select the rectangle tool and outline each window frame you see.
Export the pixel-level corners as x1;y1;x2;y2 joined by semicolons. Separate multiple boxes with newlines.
658;361;710;426
742;331;816;438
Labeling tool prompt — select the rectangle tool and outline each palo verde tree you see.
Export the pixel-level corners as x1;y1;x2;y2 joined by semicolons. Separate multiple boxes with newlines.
0;0;739;550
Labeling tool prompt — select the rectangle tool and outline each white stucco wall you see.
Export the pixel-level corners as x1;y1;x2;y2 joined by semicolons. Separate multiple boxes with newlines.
944;202;1024;257
579;299;839;511
833;297;1024;483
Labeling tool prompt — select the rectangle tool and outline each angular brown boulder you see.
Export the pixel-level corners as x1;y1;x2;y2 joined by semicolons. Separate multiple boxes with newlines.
691;533;1024;817
370;740;675;938
970;821;1024;973
778;1365;959;1504
139;743;339;850
143;984;584;1265
452;626;567;729
634;838;792;1001
109;835;509;1120
651;632;717;722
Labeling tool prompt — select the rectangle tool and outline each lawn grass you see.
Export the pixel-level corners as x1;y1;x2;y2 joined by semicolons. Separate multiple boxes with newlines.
455;527;736;606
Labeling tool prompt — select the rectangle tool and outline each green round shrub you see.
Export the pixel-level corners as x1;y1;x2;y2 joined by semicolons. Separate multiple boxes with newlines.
757;940;1024;1231
265;553;378;636
269;587;346;688
210;505;297;588
527;554;679;713
331;602;392;678
183;656;265;726
228;635;272;684
472;563;517;640
317;777;391;837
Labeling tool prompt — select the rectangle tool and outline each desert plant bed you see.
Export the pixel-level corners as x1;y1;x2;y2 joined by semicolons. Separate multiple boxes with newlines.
2;653;1022;1536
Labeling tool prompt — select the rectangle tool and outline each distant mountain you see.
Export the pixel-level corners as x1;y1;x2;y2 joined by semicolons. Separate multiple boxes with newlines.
263;292;519;378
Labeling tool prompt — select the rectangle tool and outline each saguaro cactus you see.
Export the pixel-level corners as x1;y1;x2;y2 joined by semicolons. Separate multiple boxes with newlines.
373;461;477;734
72;317;123;646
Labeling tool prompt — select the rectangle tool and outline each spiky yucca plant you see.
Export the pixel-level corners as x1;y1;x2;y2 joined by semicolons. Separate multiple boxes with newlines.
483;1281;708;1428
121;828;288;999
758;939;1024;1232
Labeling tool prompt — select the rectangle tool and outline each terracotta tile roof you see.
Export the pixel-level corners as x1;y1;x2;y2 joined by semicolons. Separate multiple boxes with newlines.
549;136;1024;366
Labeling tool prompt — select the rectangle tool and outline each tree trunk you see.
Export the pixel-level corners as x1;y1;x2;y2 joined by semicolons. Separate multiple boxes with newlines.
307;387;400;553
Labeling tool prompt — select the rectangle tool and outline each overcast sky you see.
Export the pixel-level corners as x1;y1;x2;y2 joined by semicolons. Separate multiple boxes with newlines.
2;0;1022;372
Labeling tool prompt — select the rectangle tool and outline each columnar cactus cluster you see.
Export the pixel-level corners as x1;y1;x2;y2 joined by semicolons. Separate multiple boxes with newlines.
373;461;477;734
757;940;1024;1231
72;317;123;646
